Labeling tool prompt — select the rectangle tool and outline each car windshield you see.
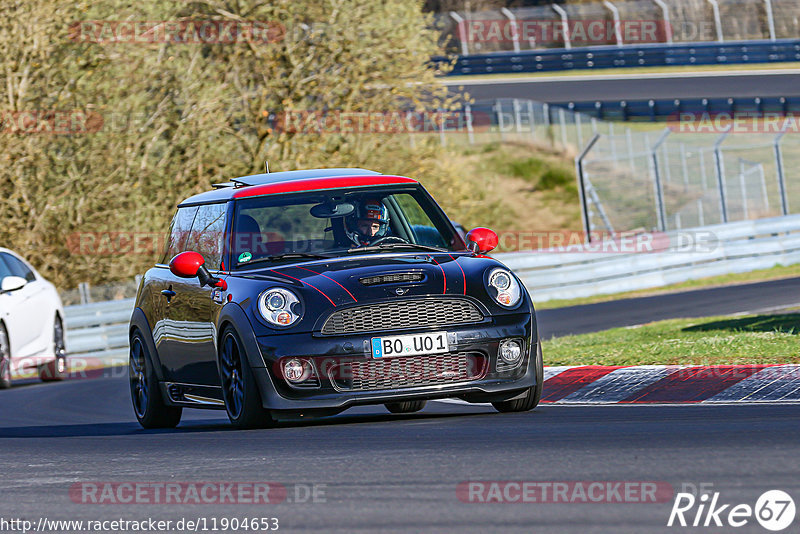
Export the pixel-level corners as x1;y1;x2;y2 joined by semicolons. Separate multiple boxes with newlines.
231;187;462;268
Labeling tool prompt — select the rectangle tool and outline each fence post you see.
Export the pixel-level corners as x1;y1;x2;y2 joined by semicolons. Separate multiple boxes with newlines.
575;134;601;243
697;199;705;226
512;98;522;134
78;282;91;305
699;149;708;190
602;1;624;45
652;0;673;44
625;127;635;170
495;100;505;141
774;129;790;215
558;108;568;148
527;100;536;141
449;12;470;56
680;143;690;192
738;159;749;220
500;7;521;53
713;127;731;223
650;128;671;232
576;113;584;148
551;4;572;49
764;0;777;41
465;104;475;145
706;0;724;42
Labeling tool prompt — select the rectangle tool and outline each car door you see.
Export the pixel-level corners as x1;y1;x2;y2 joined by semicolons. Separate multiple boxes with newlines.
0;253;49;358
163;202;228;386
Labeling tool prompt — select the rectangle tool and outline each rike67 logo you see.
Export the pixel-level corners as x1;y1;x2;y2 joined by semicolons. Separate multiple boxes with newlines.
668;489;796;531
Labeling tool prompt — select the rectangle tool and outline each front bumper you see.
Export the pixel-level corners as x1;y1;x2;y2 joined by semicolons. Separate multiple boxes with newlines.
249;312;537;413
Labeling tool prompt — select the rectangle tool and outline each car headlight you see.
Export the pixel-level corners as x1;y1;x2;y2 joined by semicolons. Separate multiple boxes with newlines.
258;288;302;327
487;268;521;307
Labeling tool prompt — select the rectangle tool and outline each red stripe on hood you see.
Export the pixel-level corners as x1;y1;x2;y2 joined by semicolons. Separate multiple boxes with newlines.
269;269;336;306
294;266;357;303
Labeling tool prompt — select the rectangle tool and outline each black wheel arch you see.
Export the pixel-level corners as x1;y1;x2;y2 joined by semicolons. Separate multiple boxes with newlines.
129;307;166;383
216;302;280;409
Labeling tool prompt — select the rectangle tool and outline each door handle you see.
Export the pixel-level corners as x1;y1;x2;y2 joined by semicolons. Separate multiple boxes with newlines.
161;289;176;301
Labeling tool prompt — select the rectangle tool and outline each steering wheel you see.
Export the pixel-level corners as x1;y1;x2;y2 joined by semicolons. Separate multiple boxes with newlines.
369;236;408;246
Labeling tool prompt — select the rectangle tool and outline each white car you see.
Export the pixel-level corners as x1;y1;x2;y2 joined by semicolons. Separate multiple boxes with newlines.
0;248;67;388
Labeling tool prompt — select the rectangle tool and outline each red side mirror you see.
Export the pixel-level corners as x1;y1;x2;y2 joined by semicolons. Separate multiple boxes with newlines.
169;251;205;278
465;227;499;254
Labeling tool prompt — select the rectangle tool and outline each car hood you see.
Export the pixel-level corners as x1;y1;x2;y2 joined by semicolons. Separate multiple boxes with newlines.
241;252;492;306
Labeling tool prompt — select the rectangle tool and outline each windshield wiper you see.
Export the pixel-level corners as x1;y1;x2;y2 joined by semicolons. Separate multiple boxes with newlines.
240;252;332;266
346;243;449;254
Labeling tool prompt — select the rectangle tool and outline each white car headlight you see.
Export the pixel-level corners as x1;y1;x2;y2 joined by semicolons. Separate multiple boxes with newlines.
258;288;302;327
487;268;521;307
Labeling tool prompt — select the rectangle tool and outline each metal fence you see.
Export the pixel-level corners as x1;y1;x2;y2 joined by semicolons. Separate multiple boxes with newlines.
437;0;800;55
576;124;800;235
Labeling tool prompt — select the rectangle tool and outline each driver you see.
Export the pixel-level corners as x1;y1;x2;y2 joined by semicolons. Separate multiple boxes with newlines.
346;198;390;247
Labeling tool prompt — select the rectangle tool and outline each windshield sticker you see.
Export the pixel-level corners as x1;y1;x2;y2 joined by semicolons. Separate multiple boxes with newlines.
238;252;252;263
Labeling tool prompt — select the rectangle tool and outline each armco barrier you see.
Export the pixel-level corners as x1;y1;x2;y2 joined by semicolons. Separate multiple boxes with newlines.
439;39;800;75
63;214;800;362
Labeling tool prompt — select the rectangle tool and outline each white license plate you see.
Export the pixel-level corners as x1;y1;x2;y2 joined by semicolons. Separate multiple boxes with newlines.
370;332;449;359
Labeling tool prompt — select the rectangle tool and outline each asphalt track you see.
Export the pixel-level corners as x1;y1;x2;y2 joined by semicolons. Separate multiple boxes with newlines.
536;276;800;339
1;375;799;533
2;278;798;533
444;70;800;103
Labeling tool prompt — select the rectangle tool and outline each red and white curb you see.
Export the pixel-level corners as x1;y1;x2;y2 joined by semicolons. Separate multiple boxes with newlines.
438;364;800;405
541;364;800;403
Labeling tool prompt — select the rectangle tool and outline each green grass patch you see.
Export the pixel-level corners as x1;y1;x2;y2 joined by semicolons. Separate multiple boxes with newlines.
535;263;800;310
543;313;800;366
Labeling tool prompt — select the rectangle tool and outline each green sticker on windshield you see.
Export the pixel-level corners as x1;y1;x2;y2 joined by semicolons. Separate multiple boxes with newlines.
238;252;252;263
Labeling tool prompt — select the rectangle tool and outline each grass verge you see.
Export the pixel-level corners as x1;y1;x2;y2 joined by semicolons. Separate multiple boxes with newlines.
535;263;800;310
543;312;800;366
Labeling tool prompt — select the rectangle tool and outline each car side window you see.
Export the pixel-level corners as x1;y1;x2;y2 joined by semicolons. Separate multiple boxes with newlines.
161;206;198;264
185;203;227;270
390;193;449;248
0;253;36;282
0;255;13;280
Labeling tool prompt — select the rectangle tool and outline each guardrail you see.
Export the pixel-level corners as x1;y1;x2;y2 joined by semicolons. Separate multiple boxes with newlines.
495;214;800;301
62;214;800;363
439;39;800;75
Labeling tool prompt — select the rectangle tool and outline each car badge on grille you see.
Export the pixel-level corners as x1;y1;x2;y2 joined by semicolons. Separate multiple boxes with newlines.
395;287;408;296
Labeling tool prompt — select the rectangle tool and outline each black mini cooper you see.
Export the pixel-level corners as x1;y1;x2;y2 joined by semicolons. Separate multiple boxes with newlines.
129;168;542;428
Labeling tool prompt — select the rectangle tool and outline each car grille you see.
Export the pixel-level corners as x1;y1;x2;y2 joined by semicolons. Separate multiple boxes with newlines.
329;352;486;392
320;298;484;335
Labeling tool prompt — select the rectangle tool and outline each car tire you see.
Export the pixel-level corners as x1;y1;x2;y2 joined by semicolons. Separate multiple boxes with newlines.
40;315;68;382
385;400;427;413
492;341;543;413
129;330;182;429
218;326;274;429
0;323;11;389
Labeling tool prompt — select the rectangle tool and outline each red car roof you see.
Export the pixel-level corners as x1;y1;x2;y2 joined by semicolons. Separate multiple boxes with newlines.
232;175;418;199
178;173;418;206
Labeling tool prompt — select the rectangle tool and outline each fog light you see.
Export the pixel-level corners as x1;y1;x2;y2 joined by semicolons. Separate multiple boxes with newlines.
499;339;522;364
283;359;311;383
